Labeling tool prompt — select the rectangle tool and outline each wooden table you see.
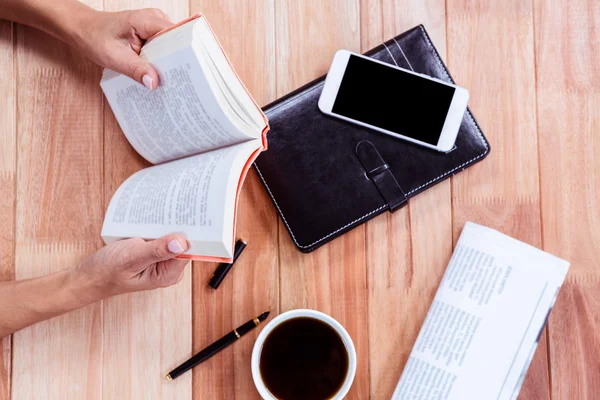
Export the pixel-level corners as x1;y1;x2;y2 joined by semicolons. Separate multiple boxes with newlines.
1;0;599;399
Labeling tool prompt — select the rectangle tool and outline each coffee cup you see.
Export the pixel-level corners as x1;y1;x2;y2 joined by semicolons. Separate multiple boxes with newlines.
251;309;357;400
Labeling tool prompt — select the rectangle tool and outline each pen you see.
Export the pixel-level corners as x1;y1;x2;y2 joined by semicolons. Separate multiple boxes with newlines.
208;240;247;289
166;311;270;380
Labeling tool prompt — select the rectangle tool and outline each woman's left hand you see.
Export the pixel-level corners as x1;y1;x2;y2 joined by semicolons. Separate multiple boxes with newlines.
74;234;191;298
70;8;173;89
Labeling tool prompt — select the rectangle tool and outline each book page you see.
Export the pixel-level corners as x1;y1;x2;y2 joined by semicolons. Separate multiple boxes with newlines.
101;139;261;259
194;17;267;132
391;222;570;400
101;46;255;165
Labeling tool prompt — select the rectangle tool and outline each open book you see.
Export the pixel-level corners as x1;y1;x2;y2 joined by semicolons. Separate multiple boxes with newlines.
392;222;570;400
100;14;269;262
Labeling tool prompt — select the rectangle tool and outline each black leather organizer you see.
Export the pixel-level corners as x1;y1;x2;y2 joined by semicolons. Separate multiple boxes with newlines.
254;25;490;253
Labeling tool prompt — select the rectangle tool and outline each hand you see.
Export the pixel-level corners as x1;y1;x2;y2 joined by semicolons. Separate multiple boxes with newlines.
74;234;190;298
1;1;171;88
0;234;190;337
71;8;173;89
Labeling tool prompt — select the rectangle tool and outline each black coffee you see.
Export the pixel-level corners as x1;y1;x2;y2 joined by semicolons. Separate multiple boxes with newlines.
259;317;349;400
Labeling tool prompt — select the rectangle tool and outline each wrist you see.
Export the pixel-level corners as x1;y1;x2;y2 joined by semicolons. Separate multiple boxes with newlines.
54;4;99;48
21;0;98;48
65;266;112;307
1;0;95;45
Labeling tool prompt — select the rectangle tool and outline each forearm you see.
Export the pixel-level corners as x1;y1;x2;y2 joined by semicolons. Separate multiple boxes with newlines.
0;0;94;45
0;268;105;338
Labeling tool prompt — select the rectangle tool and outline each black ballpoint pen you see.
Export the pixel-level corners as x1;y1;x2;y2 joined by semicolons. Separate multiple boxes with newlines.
208;240;247;289
166;311;270;380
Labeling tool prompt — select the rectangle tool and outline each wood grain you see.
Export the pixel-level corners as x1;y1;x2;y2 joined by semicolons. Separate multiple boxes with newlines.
275;1;371;399
186;2;278;399
0;19;15;400
534;0;600;398
100;1;192;399
103;124;193;398
361;2;453;398
1;0;599;398
11;21;104;399
445;1;551;399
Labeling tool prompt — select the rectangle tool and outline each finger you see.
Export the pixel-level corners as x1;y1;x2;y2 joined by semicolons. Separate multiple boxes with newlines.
157;258;189;287
158;10;172;23
129;9;173;40
149;8;173;24
128;234;189;265
110;45;160;89
162;259;190;270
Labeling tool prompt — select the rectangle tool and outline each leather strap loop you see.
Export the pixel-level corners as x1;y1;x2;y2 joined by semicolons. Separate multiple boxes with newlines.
367;163;390;179
355;140;408;212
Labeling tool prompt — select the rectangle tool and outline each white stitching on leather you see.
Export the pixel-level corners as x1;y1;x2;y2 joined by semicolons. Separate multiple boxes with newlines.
256;27;490;249
254;165;387;249
405;152;484;195
392;38;415;71
382;43;400;67
268;83;323;114
419;26;453;81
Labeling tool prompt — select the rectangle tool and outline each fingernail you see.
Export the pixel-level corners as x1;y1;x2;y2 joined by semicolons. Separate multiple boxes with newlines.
168;239;185;254
142;74;154;89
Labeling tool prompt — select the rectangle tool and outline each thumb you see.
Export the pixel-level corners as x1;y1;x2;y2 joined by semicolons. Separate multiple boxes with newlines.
116;50;160;89
129;234;189;265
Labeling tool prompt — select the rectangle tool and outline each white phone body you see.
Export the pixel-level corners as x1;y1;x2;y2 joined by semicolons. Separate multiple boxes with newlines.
318;50;469;152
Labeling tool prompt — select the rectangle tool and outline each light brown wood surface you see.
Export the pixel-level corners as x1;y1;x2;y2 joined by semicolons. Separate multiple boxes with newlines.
446;1;550;399
101;0;192;398
11;7;103;397
0;0;598;399
0;18;15;400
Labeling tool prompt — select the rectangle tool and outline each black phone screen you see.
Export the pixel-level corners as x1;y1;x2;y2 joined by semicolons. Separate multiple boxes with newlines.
332;54;456;145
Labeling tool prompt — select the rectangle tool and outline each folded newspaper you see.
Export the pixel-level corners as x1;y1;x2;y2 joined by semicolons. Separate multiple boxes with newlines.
392;222;570;400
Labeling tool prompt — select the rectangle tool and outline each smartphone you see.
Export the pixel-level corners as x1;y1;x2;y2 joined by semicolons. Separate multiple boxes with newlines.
318;50;469;152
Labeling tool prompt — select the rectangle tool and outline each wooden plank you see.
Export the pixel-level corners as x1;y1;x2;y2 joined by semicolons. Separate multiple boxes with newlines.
361;1;452;398
446;1;550;399
186;2;278;399
533;0;600;398
11;21;104;398
275;1;370;399
100;1;192;399
102;115;192;400
0;19;15;400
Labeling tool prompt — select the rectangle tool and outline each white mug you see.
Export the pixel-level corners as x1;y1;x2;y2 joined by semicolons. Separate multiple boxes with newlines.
251;309;357;400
